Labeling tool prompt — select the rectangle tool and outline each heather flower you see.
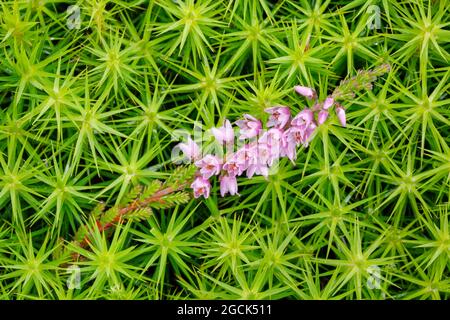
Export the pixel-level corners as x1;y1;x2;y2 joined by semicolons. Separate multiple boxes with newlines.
191;177;211;198
252;142;271;166
177;137;200;161
286;123;316;148
265;106;291;128
282;136;297;162
291;108;314;127
336;105;346;127
219;174;238;197
285;127;303;147
317;110;329;125
236;114;262;139
259;128;286;164
235;145;256;171
294;85;316;99
259;128;285;147
195;154;222;179
323;97;334;110
211;119;234;144
331;64;390;101
223;155;245;176
246;161;269;178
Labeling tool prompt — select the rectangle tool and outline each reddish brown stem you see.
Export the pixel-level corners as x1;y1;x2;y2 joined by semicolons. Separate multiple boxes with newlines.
74;182;189;253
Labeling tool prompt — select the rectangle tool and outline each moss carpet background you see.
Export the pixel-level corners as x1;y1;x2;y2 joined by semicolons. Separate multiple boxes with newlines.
0;0;449;299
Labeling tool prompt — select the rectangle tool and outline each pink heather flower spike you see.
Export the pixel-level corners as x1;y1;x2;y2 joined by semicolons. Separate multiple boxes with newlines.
219;175;239;197
323;97;334;110
265;106;291;129
191;177;211;198
211;119;234;144
177;137;200;161
194;155;222;179
235;114;262;139
184;65;389;199
294;85;316;100
336;105;346;127
318;110;329;125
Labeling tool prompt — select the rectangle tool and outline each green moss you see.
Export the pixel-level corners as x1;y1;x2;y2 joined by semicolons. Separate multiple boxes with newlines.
0;0;449;300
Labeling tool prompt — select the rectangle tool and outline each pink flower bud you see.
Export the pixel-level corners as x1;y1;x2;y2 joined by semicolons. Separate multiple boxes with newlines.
294;85;316;99
336;105;346;127
317;110;329;125
281;137;297;163
323;97;334;110
191;177;211;199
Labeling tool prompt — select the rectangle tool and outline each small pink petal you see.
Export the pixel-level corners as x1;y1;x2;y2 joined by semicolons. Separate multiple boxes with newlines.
294;85;316;99
318;110;329;125
323;97;334;110
336;106;346;127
